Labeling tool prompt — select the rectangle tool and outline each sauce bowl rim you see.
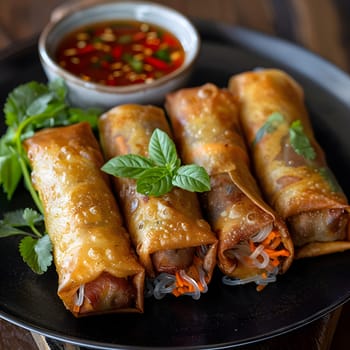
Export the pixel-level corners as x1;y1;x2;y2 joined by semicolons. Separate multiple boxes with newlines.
38;0;201;94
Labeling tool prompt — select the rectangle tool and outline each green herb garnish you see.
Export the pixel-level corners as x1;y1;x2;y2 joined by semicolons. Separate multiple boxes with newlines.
154;48;171;62
318;167;342;193
252;112;284;146
0;208;52;274
0;79;101;273
117;34;132;44
122;53;144;73
102;128;211;196
289;119;316;160
0;79;100;203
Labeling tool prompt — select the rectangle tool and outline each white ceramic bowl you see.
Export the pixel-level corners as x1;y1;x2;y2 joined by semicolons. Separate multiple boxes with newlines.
38;0;200;109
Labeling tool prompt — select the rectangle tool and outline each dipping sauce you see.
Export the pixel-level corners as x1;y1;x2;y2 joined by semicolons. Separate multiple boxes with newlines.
55;20;185;87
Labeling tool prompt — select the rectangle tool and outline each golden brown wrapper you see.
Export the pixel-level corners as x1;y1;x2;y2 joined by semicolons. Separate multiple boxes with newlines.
24;122;145;316
229;69;350;258
98;104;218;296
166;83;293;285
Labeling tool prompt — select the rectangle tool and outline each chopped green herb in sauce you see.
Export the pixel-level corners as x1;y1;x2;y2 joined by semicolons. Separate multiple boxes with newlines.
55;20;185;86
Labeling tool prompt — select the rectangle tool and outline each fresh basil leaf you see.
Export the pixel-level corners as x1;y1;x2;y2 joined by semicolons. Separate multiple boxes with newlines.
148;128;178;168
289;120;316;160
19;235;52;274
101;129;211;197
252;112;284;146
172;164;211;192
136;168;173;196
102;154;154;179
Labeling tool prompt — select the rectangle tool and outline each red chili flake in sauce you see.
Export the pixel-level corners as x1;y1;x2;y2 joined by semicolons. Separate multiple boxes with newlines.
55;20;185;86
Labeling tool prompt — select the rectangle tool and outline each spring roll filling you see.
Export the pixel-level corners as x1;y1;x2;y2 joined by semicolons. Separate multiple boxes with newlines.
222;267;279;287
149;245;210;300
223;225;290;288
151;247;196;274
287;208;349;246
73;272;137;314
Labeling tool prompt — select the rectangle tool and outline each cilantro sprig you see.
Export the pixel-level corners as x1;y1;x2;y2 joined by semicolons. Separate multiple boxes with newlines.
252;111;340;192
0;208;52;274
289;119;316;160
253;112;317;161
0;79;101;274
102;128;211;196
252;112;284;146
1;79;100;202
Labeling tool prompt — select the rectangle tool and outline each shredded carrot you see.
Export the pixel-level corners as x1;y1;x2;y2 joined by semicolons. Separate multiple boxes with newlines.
263;249;290;257
261;231;277;246
269;237;282;249
73;304;81;314
172;271;195;296
172;253;206;297
256;284;266;292
249;239;256;252
271;260;280;267
249;230;290;270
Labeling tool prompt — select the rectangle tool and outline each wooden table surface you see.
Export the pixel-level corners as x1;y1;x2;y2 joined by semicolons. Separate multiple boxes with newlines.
1;0;350;349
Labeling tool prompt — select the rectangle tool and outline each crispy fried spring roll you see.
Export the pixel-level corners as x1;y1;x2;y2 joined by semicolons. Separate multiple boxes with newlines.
24;122;145;316
98;104;218;299
229;69;350;258
166;84;293;289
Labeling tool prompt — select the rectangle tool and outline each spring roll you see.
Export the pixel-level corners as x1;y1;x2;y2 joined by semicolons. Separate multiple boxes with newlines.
98;104;218;299
166;83;293;289
229;69;350;258
24;122;145;316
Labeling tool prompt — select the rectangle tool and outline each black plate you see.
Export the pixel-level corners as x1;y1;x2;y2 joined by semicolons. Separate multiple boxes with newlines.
1;19;350;350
